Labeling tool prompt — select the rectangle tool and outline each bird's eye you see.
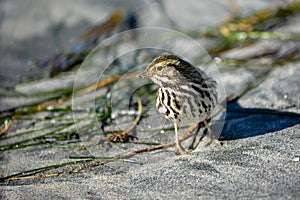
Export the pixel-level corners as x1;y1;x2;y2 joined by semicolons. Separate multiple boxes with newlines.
157;66;163;71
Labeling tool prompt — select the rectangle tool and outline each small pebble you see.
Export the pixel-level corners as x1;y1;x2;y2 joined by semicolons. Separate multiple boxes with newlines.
213;57;222;63
46;106;54;110
292;157;299;162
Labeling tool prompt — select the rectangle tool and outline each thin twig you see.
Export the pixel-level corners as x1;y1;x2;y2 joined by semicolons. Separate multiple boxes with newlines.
75;72;139;96
69;122;199;173
37;99;65;111
0;119;12;136
5;173;60;181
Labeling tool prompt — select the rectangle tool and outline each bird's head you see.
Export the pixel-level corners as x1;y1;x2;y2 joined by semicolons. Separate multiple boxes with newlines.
137;55;185;86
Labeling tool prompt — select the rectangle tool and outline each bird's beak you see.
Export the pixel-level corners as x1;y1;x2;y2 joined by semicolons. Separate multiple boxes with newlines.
137;69;151;78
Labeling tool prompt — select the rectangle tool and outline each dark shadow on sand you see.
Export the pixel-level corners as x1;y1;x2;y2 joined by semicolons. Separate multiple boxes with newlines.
220;100;300;140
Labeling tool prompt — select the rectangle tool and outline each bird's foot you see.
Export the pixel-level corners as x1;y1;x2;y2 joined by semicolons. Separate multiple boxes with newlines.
174;144;189;155
205;138;223;146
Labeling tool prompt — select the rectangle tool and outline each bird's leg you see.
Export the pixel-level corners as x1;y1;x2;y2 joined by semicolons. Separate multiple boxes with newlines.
189;121;205;150
174;123;187;155
203;119;221;146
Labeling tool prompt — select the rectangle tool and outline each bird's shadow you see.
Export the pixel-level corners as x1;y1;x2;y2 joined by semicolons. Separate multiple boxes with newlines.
218;100;300;140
